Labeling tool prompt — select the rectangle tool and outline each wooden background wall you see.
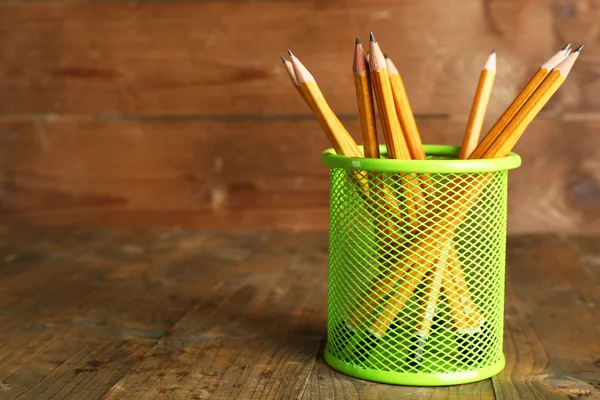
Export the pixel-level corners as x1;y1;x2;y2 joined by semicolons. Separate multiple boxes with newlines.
0;0;599;234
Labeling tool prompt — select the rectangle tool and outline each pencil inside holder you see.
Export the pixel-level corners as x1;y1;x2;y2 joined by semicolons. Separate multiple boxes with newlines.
322;144;521;386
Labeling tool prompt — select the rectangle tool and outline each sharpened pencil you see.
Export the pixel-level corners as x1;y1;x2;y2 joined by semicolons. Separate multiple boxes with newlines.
289;50;363;158
459;51;496;159
469;44;572;159
481;48;580;158
353;37;379;159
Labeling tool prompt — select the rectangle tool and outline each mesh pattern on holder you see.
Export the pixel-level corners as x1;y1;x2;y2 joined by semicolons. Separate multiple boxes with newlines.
325;154;510;383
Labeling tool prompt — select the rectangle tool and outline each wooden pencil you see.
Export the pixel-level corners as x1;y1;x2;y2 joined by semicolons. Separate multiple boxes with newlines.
433;51;497;337
385;53;431;212
283;53;362;157
368;34;423;227
289;50;363;158
469;43;571;159
445;247;483;333
368;33;410;160
406;246;449;365
459;51;497;159
353;38;379;158
352;37;402;255
481;47;580;158
386;54;425;160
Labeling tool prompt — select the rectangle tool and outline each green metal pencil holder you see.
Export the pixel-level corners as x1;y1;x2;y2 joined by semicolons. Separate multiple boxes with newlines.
321;144;521;386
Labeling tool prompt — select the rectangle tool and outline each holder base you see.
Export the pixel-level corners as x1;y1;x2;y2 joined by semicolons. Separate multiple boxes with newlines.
324;347;505;386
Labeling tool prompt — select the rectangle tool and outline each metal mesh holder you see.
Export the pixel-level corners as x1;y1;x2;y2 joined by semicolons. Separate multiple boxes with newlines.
321;145;521;386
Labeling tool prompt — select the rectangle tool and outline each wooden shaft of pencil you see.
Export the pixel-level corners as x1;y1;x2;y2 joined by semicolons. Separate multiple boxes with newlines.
368;38;423;231
369;38;410;160
387;59;425;160
352;42;405;245
370;260;430;336
481;70;566;159
402;174;427;227
469;47;566;160
354;40;379;159
469;69;546;159
412;55;494;333
385;59;430;225
346;259;412;330
297;82;361;157
414;250;448;335
447;250;484;332
386;55;436;220
290;53;363;158
441;55;493;329
442;255;472;332
354;72;380;158
460;56;496;159
370;70;410;159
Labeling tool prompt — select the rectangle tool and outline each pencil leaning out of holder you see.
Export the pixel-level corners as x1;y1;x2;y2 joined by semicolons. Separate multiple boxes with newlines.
281;33;581;386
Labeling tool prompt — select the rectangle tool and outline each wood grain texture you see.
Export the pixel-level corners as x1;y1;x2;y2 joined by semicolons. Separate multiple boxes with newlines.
104;233;328;399
493;235;600;399
0;0;596;116
0;228;599;398
0;119;598;233
0;227;200;399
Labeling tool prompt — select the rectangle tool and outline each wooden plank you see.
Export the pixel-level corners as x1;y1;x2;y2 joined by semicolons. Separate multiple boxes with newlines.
0;228;260;399
0;0;594;116
1;228;600;398
492;236;600;399
0;118;599;233
102;231;328;399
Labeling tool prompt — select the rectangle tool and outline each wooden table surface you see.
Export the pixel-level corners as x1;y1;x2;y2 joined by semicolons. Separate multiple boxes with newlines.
0;227;598;399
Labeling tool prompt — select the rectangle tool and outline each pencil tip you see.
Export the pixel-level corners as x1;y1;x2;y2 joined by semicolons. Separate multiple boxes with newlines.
355;37;360;45
491;49;496;54
383;53;389;59
280;54;287;64
575;44;583;52
562;43;572;51
287;49;294;57
370;32;376;43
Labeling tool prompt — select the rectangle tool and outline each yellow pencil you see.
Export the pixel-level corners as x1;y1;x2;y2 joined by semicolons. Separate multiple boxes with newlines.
482;47;580;158
459;51;496;159
289;50;362;158
385;54;424;160
353;38;379;159
368;33;410;160
469;43;571;159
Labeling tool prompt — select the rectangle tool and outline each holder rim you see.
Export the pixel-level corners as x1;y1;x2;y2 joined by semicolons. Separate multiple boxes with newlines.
321;145;521;173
